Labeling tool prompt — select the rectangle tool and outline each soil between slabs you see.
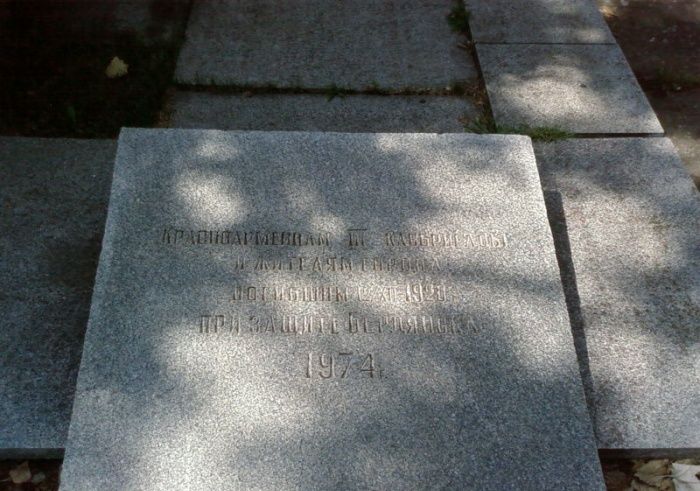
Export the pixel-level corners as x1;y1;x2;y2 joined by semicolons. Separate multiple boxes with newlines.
598;0;700;186
0;1;186;138
0;457;696;490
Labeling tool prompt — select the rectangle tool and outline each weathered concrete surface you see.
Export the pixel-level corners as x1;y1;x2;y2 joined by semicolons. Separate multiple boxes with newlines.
535;137;700;450
169;92;477;132
60;129;603;490
175;0;476;90
477;43;663;134
0;137;116;457
468;0;615;43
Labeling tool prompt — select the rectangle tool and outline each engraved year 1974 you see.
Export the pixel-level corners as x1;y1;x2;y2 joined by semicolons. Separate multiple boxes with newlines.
305;352;380;379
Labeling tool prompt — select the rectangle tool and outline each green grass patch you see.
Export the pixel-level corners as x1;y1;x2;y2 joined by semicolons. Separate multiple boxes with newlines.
466;115;498;134
526;126;574;142
447;2;470;34
325;84;349;101
466;115;573;142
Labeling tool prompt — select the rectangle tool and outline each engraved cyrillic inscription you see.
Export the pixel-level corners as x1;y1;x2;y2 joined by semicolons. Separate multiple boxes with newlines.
385;230;508;249
348;312;479;335
198;313;486;337
230;283;451;303
187;222;507;385
347;229;368;248
159;228;509;249
250;256;442;273
162;228;331;247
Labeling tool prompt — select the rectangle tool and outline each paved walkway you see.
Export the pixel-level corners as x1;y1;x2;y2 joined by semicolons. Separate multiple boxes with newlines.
170;0;480;132
466;0;698;452
1;0;698;461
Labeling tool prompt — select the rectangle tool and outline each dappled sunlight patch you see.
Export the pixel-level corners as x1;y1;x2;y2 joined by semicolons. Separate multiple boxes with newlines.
60;130;604;488
280;178;348;235
478;44;662;133
193;137;240;160
176;170;248;224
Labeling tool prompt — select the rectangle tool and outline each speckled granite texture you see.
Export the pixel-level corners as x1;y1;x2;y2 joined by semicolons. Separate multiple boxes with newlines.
0;137;115;457
535;138;700;450
467;0;615;43
61;130;604;490
477;43;663;134
169;93;477;133
175;0;476;89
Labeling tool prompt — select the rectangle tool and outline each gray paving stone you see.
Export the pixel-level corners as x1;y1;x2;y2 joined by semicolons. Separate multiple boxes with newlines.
0;137;116;457
169;92;478;132
467;0;615;44
535;138;700;450
175;0;476;90
60;130;603;490
477;44;663;134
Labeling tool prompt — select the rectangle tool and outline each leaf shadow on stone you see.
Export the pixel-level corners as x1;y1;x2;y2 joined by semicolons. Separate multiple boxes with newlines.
535;138;700;453
59;130;605;489
476;43;661;134
466;0;615;44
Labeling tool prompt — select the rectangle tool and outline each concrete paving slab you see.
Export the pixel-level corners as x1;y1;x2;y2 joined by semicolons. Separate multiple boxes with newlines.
535;137;700;450
467;0;615;43
477;43;663;134
175;0;476;90
0;137;116;457
169;92;478;132
60;129;603;490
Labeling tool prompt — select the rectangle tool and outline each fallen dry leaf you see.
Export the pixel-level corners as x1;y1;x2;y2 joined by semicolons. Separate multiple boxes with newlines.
629;482;655;491
635;460;671;484
599;4;618;18
672;463;700;491
105;56;128;78
629;459;674;490
31;471;46;484
9;461;31;484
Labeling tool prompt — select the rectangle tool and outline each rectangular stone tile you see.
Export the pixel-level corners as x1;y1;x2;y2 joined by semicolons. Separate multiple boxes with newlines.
175;0;476;90
467;0;615;43
169;92;478;132
477;44;663;134
60;130;604;490
535;138;700;450
0;137;116;457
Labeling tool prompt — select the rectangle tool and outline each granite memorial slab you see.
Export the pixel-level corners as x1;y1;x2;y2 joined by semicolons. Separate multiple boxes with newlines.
466;0;615;44
175;0;476;90
169;92;477;133
0;137;116;457
60;129;604;489
535;138;700;451
476;43;663;134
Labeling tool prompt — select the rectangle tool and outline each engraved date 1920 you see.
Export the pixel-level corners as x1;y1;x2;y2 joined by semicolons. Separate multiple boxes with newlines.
305;352;380;379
